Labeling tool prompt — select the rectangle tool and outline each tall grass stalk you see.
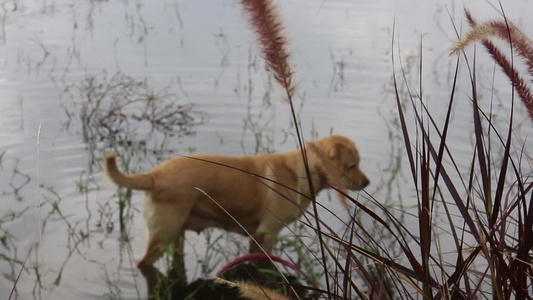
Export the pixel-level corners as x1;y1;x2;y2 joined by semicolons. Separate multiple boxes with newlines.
114;153;133;234
309;12;533;299
239;0;332;296
236;4;533;297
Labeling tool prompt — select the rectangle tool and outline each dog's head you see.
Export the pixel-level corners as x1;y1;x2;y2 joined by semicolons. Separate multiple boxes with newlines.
314;135;370;191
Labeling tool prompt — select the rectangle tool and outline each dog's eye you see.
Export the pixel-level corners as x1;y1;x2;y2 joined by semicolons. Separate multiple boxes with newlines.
347;164;356;170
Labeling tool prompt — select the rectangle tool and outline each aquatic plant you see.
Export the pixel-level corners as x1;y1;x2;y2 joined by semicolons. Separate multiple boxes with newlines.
62;71;208;167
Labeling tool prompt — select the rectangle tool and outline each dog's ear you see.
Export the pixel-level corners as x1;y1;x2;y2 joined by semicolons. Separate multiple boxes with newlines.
308;141;349;209
327;143;344;165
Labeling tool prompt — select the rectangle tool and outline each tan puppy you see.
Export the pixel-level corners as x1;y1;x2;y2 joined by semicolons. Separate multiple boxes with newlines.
105;135;369;270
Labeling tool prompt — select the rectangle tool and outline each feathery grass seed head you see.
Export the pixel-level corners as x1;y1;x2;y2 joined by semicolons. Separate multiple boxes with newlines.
240;0;296;102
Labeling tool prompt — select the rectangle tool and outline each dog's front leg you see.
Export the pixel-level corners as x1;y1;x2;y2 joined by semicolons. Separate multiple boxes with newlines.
249;231;277;254
249;216;285;255
248;227;281;271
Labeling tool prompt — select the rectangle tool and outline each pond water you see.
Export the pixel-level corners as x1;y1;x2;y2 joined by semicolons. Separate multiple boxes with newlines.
1;0;533;298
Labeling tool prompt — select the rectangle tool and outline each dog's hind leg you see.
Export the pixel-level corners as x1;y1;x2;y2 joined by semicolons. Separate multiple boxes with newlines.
137;193;191;273
137;231;169;268
167;230;186;283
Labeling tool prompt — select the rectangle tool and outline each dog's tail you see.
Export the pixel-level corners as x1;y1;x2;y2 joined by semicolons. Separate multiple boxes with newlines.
104;152;154;190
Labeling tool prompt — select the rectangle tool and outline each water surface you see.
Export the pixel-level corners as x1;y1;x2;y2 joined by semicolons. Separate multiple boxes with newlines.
1;0;532;298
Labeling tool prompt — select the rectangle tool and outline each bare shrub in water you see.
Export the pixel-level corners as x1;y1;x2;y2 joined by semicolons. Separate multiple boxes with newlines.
62;71;207;161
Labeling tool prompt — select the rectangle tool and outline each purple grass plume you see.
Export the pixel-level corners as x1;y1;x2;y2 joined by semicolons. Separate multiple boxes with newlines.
451;9;533;121
240;0;296;103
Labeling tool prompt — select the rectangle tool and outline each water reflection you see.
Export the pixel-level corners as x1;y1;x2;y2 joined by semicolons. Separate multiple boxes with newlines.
1;0;532;298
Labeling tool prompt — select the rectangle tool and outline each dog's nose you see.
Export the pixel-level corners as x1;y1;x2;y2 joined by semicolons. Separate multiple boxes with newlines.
360;176;370;188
